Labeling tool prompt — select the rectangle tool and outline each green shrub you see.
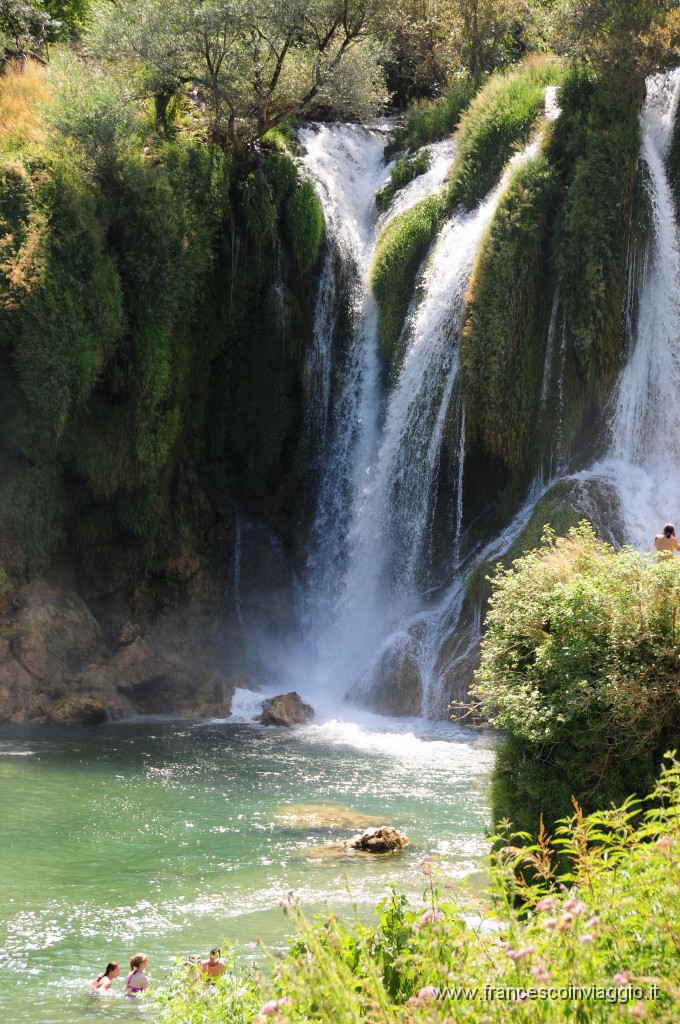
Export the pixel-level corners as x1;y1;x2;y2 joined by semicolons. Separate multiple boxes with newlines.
473;523;680;831
370;194;444;376
47;55;140;182
285;180;325;274
461;153;558;471
376;149;431;211
448;56;565;209
385;78;476;158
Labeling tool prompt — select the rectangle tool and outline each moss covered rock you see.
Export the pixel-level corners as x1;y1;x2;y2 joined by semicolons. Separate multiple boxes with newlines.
370;195;444;377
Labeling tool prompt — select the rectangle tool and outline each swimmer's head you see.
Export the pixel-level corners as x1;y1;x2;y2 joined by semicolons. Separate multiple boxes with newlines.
130;954;148;970
665;523;675;538
209;947;221;960
105;962;120;978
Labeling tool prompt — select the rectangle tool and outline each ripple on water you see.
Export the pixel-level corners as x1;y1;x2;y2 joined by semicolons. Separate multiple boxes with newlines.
0;719;493;1024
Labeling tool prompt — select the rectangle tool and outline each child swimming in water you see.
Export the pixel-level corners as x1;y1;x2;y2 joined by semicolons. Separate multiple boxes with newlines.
92;962;120;991
125;954;149;997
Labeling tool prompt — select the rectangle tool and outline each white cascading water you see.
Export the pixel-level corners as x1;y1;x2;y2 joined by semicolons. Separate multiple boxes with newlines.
295;108;553;703
295;125;463;693
279;74;680;719
580;68;680;546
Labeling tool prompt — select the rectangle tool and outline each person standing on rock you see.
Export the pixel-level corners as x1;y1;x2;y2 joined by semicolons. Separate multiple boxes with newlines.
654;523;680;558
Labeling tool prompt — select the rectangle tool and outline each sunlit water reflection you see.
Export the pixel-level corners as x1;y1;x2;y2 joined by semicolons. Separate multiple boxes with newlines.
0;715;494;1022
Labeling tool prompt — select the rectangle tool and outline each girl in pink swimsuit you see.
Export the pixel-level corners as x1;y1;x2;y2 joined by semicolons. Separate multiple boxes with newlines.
125;953;149;998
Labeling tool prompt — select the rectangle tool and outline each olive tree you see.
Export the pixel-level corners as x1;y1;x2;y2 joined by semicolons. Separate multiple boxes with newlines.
87;0;388;144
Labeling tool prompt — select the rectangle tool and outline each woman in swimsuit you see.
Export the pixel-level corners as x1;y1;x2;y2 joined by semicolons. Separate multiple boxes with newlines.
92;961;120;991
125;953;149;998
654;523;680;558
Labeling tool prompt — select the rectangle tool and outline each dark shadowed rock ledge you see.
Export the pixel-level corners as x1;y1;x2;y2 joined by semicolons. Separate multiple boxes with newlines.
0;580;241;724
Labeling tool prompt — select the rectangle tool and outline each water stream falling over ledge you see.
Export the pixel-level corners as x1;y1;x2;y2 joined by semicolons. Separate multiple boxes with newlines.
231;74;680;720
291;120;546;712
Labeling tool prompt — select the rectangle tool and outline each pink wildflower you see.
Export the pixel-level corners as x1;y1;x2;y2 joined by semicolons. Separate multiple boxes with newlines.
628;1001;646;1020
613;972;633;987
585;916;600;929
563;897;587;916
530;963;551;983
419;854;435;876
557;913;574;931
419;908;445;925
259;1000;279;1016
535;897;556;912
277;996;292;1007
543;917;559;930
578;933;594;944
514;946;536;960
417;986;438;1000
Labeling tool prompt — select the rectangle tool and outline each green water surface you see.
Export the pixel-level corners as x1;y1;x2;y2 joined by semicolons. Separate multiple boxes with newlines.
0;716;494;1023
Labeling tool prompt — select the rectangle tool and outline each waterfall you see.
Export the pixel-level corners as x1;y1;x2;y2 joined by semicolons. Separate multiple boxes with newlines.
297;124;391;641
583;69;680;548
287;75;680;717
295;117;544;703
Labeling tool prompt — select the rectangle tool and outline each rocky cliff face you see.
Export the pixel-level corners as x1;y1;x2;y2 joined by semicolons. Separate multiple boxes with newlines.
0;578;243;723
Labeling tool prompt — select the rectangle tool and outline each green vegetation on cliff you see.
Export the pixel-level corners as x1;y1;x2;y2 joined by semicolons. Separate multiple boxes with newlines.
0;62;325;578
461;153;558;470
460;65;642;481
556;74;642;393
370;195;444;377
473;523;680;833
447;56;564;210
384;78;475;158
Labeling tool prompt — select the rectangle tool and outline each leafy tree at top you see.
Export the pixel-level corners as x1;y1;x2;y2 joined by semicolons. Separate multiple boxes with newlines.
87;0;388;145
545;0;680;75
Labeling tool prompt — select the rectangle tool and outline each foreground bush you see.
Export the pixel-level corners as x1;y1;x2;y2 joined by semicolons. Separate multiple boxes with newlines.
472;523;680;832
158;758;680;1023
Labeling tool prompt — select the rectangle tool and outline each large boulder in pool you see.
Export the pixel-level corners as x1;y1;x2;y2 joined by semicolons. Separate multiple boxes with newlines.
48;694;109;725
345;826;410;853
257;692;314;727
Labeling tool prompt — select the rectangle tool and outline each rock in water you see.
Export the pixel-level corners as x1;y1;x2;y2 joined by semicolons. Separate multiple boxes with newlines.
258;692;314;727
49;695;109;725
345;826;410;853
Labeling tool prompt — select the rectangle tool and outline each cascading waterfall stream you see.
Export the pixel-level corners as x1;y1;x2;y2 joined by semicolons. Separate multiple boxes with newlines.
231;76;680;720
295;112;550;707
581;68;680;547
295;124;463;692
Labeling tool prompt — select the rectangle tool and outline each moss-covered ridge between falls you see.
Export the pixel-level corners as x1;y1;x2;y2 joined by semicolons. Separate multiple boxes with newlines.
370;56;565;381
